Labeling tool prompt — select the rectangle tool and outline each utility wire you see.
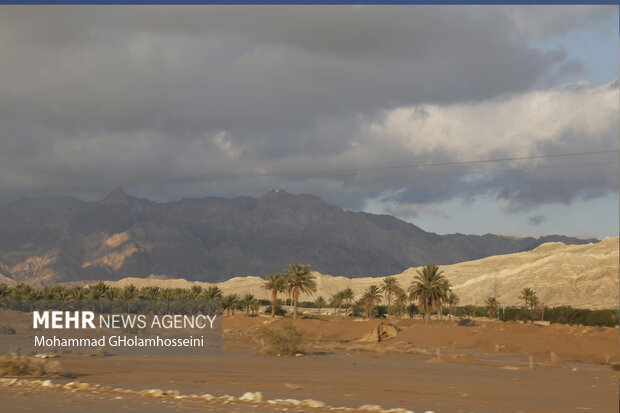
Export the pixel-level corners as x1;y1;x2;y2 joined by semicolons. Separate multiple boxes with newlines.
342;159;619;183
0;149;616;188
179;149;619;180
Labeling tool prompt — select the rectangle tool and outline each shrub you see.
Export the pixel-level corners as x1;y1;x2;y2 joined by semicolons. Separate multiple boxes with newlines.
258;322;304;355
407;304;418;318
374;305;388;318
585;309;619;327
0;325;16;334
0;355;47;377
264;304;287;316
499;307;531;322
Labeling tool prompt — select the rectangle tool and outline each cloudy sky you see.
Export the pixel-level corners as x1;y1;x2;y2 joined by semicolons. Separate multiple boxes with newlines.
0;5;618;239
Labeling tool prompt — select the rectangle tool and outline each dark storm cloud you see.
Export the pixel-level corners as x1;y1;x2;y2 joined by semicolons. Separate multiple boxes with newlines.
528;215;547;226
0;5;617;213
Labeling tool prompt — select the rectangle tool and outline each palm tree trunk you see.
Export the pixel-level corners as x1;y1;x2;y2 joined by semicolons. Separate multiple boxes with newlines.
293;290;299;319
271;291;277;318
387;295;391;318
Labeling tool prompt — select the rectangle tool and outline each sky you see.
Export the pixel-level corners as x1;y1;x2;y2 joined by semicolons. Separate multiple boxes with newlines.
0;5;618;239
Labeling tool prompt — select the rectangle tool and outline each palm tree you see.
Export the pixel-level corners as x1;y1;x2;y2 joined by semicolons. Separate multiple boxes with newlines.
160;288;175;301
381;276;400;318
314;296;327;314
40;286;61;300
242;294;256;315
201;286;223;301
249;299;259;316
189;285;203;300
69;287;85;301
262;273;286;318
485;297;499;319
330;292;344;315
341;288;354;315
0;284;8;299
140;286;160;300
393;287;408;318
361;285;382;318
222;294;239;316
284;263;317;319
408;264;447;324
519;287;539;321
436;279;451;321
446;290;459;321
519;287;535;309
529;295;540;321
120;284;138;300
88;283;108;300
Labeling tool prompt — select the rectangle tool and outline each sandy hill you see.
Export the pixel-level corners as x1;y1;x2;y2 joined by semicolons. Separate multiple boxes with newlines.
105;237;619;309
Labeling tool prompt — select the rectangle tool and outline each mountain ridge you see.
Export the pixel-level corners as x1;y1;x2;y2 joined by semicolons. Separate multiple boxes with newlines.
0;188;598;286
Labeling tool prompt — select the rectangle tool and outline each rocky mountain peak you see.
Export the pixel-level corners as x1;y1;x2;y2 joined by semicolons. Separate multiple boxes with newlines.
103;187;130;204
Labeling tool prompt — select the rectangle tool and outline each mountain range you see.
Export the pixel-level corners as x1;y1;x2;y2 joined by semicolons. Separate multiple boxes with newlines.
0;188;597;286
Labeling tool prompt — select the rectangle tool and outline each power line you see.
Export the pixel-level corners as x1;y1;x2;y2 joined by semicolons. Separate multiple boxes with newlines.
179;149;619;180
343;159;619;183
0;149;616;188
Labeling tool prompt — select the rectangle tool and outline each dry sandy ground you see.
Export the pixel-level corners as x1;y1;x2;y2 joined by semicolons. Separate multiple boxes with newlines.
0;315;618;413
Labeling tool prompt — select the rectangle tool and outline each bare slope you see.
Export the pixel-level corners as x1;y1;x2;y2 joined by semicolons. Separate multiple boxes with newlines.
107;237;619;309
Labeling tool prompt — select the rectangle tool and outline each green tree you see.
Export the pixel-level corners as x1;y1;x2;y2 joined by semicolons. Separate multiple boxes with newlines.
120;284;138;300
201;286;223;301
88;283;108;300
519;287;535;309
436;279;451;321
446;290;459;321
361;285;382;318
139;286;160;300
341;288;354;315
330;291;344;315
393;286;408;318
0;284;8;299
485;296;499;319
241;294;256;315
408;264;447;323
222;294;239;316
69;287;85;301
284;263;317;319
381;276;400;318
314;296;327;314
262;273;286;318
519;287;539;321
189;285;203;300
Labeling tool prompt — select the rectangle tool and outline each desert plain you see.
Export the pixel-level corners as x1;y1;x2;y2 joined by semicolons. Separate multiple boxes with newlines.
0;313;618;413
1;239;618;412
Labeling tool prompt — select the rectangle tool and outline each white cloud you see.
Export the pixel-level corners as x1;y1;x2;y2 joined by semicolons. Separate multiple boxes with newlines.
364;79;618;163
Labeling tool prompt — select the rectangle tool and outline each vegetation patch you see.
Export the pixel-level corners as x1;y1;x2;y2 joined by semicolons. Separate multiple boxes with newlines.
0;355;51;377
259;322;304;355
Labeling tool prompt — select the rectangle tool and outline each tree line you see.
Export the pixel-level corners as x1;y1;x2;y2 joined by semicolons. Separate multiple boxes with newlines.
262;262;458;323
0;262;617;327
